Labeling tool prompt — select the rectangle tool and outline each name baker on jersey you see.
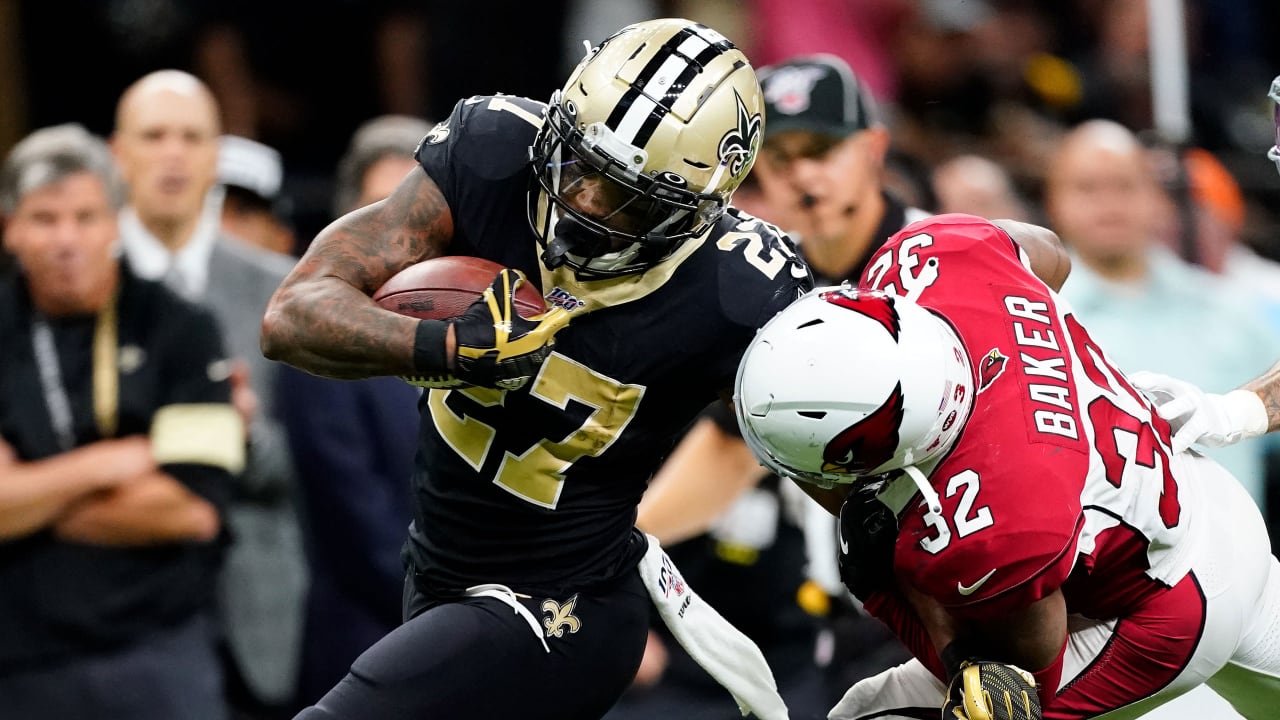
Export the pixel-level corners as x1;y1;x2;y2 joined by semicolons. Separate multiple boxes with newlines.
1003;294;1079;440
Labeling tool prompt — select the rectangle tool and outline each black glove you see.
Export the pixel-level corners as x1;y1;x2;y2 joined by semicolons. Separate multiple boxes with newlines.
404;268;570;390
451;269;570;390
943;660;1041;720
837;483;898;600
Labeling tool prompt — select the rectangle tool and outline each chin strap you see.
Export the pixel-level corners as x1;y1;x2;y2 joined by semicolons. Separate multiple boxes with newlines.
903;464;943;517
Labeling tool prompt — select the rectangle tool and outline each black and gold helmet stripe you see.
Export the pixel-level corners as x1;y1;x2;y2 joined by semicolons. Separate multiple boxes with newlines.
605;23;734;149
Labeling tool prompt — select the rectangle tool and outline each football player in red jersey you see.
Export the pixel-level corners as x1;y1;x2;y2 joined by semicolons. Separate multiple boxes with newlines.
735;213;1280;719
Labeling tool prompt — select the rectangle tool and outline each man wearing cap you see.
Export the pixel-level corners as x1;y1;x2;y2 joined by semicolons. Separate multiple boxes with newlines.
750;53;930;279
217;135;296;257
625;54;927;716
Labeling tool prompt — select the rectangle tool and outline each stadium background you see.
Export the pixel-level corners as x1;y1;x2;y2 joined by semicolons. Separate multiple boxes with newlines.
0;0;1278;253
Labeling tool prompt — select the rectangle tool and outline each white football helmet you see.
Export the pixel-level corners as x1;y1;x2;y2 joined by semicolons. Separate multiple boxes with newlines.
735;286;974;488
529;18;764;278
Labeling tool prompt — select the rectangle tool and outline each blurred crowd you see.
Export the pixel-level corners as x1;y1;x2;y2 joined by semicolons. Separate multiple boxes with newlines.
1;0;1279;719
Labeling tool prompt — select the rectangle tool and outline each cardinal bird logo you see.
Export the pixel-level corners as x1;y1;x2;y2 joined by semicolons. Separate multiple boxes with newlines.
822;382;906;475
820;289;901;341
978;348;1009;393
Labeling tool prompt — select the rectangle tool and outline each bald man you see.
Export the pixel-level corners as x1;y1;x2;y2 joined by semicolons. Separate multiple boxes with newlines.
112;70;308;717
932;154;1030;222
1050;119;1280;511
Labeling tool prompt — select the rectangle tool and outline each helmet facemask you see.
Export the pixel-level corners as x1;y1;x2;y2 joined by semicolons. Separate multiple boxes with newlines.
1269;75;1280;177
529;94;729;279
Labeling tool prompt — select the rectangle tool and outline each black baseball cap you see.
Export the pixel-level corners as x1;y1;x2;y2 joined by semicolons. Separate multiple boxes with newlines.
757;54;881;140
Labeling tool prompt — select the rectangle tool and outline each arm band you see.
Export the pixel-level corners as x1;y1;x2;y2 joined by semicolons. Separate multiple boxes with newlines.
413;319;451;374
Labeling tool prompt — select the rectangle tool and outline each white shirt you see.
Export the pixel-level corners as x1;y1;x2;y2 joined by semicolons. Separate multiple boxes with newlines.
118;194;223;301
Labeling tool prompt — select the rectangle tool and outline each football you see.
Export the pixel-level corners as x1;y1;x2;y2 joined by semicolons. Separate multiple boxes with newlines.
373;256;547;321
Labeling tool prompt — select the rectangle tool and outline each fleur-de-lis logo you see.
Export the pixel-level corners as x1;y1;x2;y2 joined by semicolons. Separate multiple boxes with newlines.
541;595;582;638
718;90;762;179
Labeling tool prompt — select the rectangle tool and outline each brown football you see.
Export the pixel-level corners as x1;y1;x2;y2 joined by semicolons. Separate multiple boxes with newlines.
373;256;547;321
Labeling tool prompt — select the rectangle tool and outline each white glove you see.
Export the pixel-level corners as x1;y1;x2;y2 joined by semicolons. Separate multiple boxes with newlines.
1129;370;1268;453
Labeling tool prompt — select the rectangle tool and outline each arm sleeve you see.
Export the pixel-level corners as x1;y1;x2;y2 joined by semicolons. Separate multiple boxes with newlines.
414;99;465;204
702;398;741;438
710;220;813;385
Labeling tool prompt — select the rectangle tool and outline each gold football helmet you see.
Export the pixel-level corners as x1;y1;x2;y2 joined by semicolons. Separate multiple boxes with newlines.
529;18;764;278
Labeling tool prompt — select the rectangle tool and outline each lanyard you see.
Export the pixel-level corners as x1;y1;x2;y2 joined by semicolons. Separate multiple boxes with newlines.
30;293;119;451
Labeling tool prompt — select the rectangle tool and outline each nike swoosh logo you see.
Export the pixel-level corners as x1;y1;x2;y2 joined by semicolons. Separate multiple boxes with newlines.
956;568;997;596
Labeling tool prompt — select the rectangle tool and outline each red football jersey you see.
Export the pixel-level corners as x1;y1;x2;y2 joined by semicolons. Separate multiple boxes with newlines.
859;214;1192;622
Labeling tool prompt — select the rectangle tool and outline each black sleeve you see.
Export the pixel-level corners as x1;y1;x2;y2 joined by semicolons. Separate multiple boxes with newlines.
709;215;814;386
155;303;237;512
701;398;741;438
414;94;546;259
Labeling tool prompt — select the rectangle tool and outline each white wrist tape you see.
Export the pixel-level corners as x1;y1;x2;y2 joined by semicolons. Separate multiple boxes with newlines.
1225;389;1269;440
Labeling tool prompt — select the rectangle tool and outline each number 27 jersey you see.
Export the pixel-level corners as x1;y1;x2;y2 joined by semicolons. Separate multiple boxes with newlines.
859;214;1194;621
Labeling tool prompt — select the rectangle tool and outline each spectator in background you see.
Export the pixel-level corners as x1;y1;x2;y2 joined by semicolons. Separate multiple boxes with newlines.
192;1;432;247
747;0;913;101
931;153;1033;221
217;135;296;257
279;113;431;707
1173;145;1280;332
0;123;238;719
629;55;919;716
1049;118;1280;512
330;115;434;220
110;70;307;719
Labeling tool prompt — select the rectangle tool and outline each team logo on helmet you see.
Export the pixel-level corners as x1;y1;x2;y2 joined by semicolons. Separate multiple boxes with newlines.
718;90;762;178
978;348;1008;393
822;382;905;475
821;288;901;341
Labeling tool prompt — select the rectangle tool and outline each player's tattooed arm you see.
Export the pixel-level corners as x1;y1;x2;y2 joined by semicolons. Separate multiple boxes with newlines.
261;169;454;379
1243;359;1280;434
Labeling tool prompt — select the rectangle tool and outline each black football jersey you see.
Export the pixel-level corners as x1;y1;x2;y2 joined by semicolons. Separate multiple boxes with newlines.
408;95;812;595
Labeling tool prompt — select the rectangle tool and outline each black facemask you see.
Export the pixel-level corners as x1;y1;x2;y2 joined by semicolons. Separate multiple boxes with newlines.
541;214;614;269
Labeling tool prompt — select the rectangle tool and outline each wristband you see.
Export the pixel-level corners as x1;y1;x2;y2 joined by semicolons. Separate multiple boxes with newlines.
413;319;451;374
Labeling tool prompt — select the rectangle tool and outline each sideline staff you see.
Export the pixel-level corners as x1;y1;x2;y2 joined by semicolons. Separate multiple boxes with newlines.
0;123;241;720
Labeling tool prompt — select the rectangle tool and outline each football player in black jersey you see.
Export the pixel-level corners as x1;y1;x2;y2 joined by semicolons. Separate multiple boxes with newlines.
262;18;811;720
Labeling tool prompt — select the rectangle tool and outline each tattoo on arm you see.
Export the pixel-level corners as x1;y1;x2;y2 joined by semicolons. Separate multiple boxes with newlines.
261;169;454;378
1243;359;1280;434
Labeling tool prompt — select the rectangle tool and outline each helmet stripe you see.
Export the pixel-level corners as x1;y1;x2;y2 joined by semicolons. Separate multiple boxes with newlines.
607;25;734;149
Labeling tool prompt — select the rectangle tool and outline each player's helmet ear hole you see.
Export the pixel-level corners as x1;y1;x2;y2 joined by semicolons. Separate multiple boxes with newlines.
798;411;827;420
797;319;824;329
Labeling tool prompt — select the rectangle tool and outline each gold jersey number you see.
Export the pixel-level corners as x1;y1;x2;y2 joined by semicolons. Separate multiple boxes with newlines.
428;353;645;508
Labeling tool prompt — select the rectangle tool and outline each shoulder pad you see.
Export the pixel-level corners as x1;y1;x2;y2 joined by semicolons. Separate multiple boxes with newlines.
711;211;812;327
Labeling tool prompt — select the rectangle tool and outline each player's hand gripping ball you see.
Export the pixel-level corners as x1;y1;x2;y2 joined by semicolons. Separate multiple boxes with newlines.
374;257;569;390
943;661;1041;720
